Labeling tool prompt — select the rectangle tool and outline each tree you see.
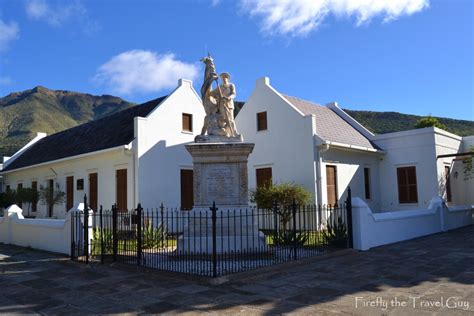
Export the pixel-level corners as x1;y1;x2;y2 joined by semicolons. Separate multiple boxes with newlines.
251;182;312;209
414;115;447;130
0;189;16;209
16;188;39;217
251;182;312;228
39;183;65;217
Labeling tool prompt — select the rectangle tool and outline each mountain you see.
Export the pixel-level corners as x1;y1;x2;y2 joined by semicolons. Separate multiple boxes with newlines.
344;110;474;137
0;86;135;157
0;87;472;157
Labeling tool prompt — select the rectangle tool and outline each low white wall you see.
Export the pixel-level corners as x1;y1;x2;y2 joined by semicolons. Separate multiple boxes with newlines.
0;204;77;255
352;197;473;251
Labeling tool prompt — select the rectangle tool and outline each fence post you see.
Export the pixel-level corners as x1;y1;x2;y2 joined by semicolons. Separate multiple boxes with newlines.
83;194;89;264
292;199;297;261
160;202;165;247
136;203;143;266
346;187;353;248
112;204;118;262
70;212;75;261
99;205;104;264
272;200;278;233
210;201;218;278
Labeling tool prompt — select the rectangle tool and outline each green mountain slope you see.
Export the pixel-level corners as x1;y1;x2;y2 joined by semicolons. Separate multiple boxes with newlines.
0;86;135;157
344;110;474;136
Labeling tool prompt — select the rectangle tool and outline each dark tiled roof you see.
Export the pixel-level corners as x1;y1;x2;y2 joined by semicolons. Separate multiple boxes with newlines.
2;96;167;172
283;94;378;150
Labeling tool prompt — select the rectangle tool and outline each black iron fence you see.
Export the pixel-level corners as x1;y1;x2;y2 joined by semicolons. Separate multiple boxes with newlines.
72;190;353;277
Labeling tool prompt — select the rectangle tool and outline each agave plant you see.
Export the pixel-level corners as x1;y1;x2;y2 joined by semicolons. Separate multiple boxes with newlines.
322;216;347;248
142;222;166;249
271;230;309;247
91;228;113;255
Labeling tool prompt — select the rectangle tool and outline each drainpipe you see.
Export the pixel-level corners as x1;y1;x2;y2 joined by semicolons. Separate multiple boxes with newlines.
315;143;329;205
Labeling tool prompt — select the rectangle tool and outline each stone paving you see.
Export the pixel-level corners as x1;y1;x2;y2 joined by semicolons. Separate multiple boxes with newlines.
0;225;473;315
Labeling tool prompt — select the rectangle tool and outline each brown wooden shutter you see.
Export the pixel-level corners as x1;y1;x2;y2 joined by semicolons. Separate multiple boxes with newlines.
31;181;37;213
445;166;452;202
256;168;272;188
89;173;98;212
364;167;371;200
66;176;74;211
116;169;128;211
182;113;193;132
326;165;338;206
48;179;54;217
180;169;194;210
397;166;418;203
257;112;267;131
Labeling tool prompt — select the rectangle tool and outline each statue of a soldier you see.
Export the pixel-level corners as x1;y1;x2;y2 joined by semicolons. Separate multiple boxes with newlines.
211;72;239;138
197;55;242;142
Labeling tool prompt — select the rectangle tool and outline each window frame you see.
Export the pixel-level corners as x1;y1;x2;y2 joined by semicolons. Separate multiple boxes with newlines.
396;166;418;204
256;111;268;132
256;167;272;188
364;167;371;200
182;113;193;133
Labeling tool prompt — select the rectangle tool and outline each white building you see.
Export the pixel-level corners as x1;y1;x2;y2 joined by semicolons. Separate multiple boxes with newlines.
0;79;205;217
1;77;472;217
236;77;473;212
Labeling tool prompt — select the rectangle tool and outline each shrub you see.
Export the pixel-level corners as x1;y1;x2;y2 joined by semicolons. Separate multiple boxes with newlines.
92;228;114;255
143;222;166;249
322;217;347;248
251;182;312;228
270;230;309;247
251;182;312;209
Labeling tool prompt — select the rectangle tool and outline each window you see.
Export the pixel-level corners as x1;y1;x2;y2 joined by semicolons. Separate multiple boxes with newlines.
182;113;193;132
364;168;371;200
31;181;38;213
76;179;84;191
116;169;127;211
326;165;338;206
5;185;10;192
180;169;194;210
66;176;74;211
257;112;267;131
397;166;418;203
445;166;452;202
256;167;272;188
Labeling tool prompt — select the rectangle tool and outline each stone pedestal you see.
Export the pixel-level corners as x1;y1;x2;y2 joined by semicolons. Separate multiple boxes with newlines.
177;142;265;254
185;142;254;208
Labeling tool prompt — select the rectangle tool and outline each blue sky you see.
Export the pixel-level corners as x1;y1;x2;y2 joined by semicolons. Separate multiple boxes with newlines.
0;0;472;120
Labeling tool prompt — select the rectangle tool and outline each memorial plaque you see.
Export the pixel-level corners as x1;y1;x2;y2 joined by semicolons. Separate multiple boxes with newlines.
203;163;240;205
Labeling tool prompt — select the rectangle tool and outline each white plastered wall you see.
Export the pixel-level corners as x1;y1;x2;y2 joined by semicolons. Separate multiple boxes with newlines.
235;77;318;203
320;147;381;210
135;79;205;208
373;128;440;212
1;148;133;217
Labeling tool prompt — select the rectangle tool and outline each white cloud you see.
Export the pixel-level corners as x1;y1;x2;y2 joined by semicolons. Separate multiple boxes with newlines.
25;0;99;34
240;0;430;37
94;50;200;95
0;76;13;85
0;19;19;52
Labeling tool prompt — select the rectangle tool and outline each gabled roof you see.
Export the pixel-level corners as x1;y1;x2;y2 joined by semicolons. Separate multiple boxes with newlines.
2;96;167;172
283;94;378;150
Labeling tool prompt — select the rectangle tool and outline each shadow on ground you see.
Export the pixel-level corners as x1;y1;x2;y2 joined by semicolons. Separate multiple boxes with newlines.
0;225;473;315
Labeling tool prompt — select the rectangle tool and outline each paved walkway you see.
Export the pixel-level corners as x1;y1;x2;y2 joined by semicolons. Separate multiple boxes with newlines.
0;226;473;315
